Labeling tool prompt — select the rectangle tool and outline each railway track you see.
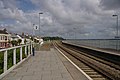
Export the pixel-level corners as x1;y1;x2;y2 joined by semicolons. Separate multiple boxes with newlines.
63;44;120;71
53;42;120;80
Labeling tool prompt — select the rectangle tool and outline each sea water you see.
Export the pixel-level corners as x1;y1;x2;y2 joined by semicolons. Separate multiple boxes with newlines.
66;39;120;50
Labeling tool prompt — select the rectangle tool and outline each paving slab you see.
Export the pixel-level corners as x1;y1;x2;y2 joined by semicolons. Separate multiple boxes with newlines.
1;48;73;80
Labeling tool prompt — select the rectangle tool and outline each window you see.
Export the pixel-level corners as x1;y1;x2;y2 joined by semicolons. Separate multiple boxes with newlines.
5;36;7;40
3;36;5;40
1;36;2;40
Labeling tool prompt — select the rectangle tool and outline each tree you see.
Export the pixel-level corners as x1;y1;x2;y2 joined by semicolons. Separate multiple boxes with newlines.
42;36;64;41
18;39;22;45
34;39;37;43
11;40;18;46
24;39;27;44
8;40;11;44
30;37;34;41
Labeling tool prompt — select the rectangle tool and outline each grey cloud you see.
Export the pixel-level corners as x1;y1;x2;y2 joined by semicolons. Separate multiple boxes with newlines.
100;0;120;10
0;0;27;22
43;0;95;25
30;0;120;38
1;0;120;39
1;0;18;10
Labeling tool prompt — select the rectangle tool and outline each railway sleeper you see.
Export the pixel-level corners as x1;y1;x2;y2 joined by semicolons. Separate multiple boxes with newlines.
92;78;107;80
85;72;98;75
89;74;103;78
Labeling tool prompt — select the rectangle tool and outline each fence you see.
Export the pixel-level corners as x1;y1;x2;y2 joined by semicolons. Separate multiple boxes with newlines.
0;43;33;79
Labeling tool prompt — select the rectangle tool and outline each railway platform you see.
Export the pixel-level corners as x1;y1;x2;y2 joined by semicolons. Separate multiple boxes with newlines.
1;42;89;80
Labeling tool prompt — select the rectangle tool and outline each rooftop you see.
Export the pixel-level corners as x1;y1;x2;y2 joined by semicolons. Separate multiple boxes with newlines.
0;29;8;34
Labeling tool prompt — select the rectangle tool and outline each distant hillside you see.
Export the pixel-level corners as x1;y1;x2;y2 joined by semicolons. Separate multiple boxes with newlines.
42;36;64;41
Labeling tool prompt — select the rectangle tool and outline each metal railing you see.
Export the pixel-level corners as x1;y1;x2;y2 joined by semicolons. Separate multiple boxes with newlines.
0;43;33;78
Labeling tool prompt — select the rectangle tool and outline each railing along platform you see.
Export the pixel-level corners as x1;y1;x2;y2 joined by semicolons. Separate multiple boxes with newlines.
0;43;33;79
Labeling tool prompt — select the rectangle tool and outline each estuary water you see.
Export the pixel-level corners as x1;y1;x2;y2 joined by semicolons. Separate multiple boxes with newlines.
66;39;120;50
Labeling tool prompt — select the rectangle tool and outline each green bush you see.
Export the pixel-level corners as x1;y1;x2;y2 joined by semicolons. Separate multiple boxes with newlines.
0;52;4;74
22;46;26;59
16;48;20;63
7;49;13;69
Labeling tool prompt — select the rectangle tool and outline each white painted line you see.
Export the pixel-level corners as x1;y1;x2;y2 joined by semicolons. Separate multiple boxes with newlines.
55;46;93;80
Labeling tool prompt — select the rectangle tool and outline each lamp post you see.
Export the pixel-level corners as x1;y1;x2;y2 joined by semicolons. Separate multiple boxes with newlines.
112;15;119;38
112;15;119;50
33;24;35;36
73;28;76;39
39;13;43;37
32;24;35;56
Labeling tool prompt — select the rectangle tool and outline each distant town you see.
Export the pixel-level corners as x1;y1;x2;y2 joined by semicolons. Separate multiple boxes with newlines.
0;28;64;49
0;28;43;49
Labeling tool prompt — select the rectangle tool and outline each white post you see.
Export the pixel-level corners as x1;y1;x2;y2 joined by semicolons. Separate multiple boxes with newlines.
20;47;22;61
29;45;30;55
4;50;7;72
25;46;27;56
13;48;16;65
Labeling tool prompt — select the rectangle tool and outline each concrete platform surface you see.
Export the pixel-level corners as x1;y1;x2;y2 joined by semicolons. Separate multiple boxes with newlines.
1;48;73;80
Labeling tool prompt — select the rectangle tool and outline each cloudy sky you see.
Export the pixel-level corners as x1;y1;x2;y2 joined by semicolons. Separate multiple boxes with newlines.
0;0;120;39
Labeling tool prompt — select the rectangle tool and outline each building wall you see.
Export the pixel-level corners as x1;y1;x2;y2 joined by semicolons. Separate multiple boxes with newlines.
0;34;11;48
17;35;25;44
10;38;19;41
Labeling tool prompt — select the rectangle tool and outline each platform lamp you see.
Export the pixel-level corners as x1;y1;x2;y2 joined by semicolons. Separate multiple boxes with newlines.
112;15;119;50
32;24;35;56
112;15;119;38
39;12;43;38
